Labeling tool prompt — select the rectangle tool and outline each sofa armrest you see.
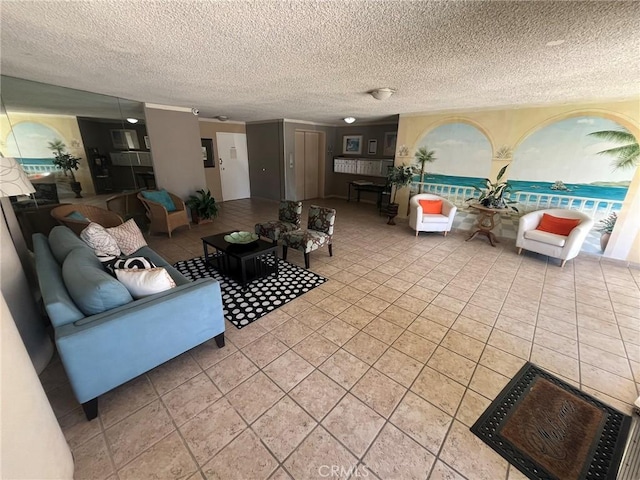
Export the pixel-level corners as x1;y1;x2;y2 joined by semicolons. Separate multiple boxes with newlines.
55;278;224;403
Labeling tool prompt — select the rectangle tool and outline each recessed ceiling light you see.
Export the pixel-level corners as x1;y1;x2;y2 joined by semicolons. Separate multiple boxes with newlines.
344;117;356;124
126;117;138;124
545;40;565;47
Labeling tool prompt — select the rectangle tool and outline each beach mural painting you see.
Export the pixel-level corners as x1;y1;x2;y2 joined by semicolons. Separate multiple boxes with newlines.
415;117;637;218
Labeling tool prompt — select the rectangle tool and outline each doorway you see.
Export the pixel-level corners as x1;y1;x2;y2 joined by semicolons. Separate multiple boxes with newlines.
294;130;324;200
216;132;251;201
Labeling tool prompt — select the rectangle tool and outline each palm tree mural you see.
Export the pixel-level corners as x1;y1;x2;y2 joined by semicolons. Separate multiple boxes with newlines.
588;128;639;170
414;147;436;193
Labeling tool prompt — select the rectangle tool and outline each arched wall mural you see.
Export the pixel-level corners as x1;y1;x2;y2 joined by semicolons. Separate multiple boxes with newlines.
3;121;66;175
415;122;493;186
510;115;636;212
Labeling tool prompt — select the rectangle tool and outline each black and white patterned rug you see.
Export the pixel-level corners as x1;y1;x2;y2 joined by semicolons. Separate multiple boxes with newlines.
174;256;327;329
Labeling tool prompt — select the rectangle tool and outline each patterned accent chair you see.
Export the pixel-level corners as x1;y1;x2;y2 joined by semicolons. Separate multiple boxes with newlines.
255;200;303;243
281;205;336;269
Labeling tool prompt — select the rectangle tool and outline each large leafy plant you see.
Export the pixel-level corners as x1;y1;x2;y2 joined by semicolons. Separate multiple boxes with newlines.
48;140;81;182
467;164;518;212
387;165;414;204
186;189;218;220
597;212;617;234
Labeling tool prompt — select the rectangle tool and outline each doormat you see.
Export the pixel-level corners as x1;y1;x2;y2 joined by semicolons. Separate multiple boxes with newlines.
174;256;327;329
471;362;631;480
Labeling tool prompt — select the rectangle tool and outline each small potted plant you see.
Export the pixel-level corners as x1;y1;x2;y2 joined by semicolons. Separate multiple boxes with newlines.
414;146;437;194
48;140;83;198
386;164;414;225
597;212;617;252
467;164;518;212
186;188;218;224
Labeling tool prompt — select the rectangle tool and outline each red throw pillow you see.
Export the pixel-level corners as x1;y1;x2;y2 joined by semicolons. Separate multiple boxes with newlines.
536;213;581;236
419;199;443;214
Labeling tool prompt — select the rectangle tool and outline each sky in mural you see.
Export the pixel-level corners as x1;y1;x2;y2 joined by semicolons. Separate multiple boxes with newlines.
510;116;636;184
4;122;63;158
415;123;492;178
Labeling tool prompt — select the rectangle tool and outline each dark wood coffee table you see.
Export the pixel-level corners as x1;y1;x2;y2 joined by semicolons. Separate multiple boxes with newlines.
202;232;279;288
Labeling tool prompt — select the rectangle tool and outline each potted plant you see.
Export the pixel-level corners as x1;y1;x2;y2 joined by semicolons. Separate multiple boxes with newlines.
186;188;218;224
48;140;83;198
467;164;518;212
414;147;436;193
386;164;414;225
597;212;617;252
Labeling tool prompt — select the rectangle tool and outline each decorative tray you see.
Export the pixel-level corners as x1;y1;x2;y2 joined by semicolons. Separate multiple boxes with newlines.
224;231;259;244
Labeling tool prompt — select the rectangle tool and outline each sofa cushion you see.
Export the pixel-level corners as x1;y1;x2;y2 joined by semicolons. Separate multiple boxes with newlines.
421;213;450;223
132;246;191;286
49;226;91;264
80;222;121;256
107;219;147;255
419;199;443;214
141;189;176;212
524;229;567;247
62;248;133;315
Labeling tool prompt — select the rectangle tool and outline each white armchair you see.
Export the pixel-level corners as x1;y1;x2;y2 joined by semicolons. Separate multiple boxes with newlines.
409;194;457;237
516;208;594;267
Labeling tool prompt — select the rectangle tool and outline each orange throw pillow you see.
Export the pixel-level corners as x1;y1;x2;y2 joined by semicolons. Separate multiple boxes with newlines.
419;199;443;214
536;213;581;236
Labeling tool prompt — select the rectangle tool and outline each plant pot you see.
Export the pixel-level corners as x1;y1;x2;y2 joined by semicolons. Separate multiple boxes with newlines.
600;232;611;252
386;203;399;225
70;181;82;198
191;212;213;225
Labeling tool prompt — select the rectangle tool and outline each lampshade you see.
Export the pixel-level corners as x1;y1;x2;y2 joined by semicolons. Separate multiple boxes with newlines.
370;88;395;100
0;157;35;197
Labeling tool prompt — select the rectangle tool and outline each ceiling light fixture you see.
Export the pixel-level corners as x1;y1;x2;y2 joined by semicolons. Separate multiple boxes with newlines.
545;39;565;47
344;117;356;124
216;115;229;122
126;117;138;124
369;88;395;100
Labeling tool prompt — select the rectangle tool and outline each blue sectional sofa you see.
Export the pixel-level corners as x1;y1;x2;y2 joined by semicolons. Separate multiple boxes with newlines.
33;226;225;420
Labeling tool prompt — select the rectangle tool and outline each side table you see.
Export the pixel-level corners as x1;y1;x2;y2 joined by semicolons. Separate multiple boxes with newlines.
466;204;508;247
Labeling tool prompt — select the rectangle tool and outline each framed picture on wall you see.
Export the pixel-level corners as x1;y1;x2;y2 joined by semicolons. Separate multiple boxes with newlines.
368;139;377;155
383;132;397;156
343;135;363;154
201;138;215;168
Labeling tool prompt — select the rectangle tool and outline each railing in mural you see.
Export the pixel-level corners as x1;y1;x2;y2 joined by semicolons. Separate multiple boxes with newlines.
414;182;623;221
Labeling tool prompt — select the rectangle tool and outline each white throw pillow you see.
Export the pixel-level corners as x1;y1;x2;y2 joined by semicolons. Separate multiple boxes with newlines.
80;223;121;256
107;219;147;255
115;267;176;299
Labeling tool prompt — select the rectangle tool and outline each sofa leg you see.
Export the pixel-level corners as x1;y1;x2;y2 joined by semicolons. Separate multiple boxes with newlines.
560;260;566;268
304;253;310;269
443;231;447;237
415;230;418;237
328;244;333;257
82;398;98;421
282;246;288;261
517;248;522;255
214;332;225;348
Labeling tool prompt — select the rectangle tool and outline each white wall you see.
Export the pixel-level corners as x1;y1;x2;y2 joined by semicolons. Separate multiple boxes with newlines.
1;293;74;479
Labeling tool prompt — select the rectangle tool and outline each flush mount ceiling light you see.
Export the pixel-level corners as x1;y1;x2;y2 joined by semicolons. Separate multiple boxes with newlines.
126;117;138;124
545;39;565;47
215;115;229;122
343;117;356;124
369;88;395;100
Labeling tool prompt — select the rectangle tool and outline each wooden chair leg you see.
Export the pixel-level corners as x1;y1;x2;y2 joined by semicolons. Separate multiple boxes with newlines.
328;244;333;257
282;245;288;261
304;252;310;269
214;332;225;348
415;230;418;237
517;248;522;255
560;260;566;268
443;231;447;237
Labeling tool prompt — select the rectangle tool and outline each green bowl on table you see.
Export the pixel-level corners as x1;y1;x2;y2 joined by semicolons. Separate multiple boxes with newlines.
224;231;259;244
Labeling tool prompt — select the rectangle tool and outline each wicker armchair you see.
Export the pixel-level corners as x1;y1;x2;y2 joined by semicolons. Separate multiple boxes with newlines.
137;191;190;238
106;190;148;228
51;204;124;236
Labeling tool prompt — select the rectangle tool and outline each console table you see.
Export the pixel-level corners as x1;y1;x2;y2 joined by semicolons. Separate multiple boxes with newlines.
347;182;389;212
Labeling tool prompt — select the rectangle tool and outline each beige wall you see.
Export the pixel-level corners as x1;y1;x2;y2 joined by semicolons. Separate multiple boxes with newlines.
144;106;206;200
0;112;96;195
395;99;640;263
199;119;246;202
1;292;74;479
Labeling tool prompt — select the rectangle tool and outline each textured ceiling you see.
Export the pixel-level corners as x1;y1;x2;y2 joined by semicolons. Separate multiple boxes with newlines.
1;1;639;124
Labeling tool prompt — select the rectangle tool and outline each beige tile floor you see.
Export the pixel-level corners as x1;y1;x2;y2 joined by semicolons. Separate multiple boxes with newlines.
41;197;640;480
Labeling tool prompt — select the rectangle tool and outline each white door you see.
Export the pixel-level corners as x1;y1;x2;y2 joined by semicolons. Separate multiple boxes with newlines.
216;132;251;201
